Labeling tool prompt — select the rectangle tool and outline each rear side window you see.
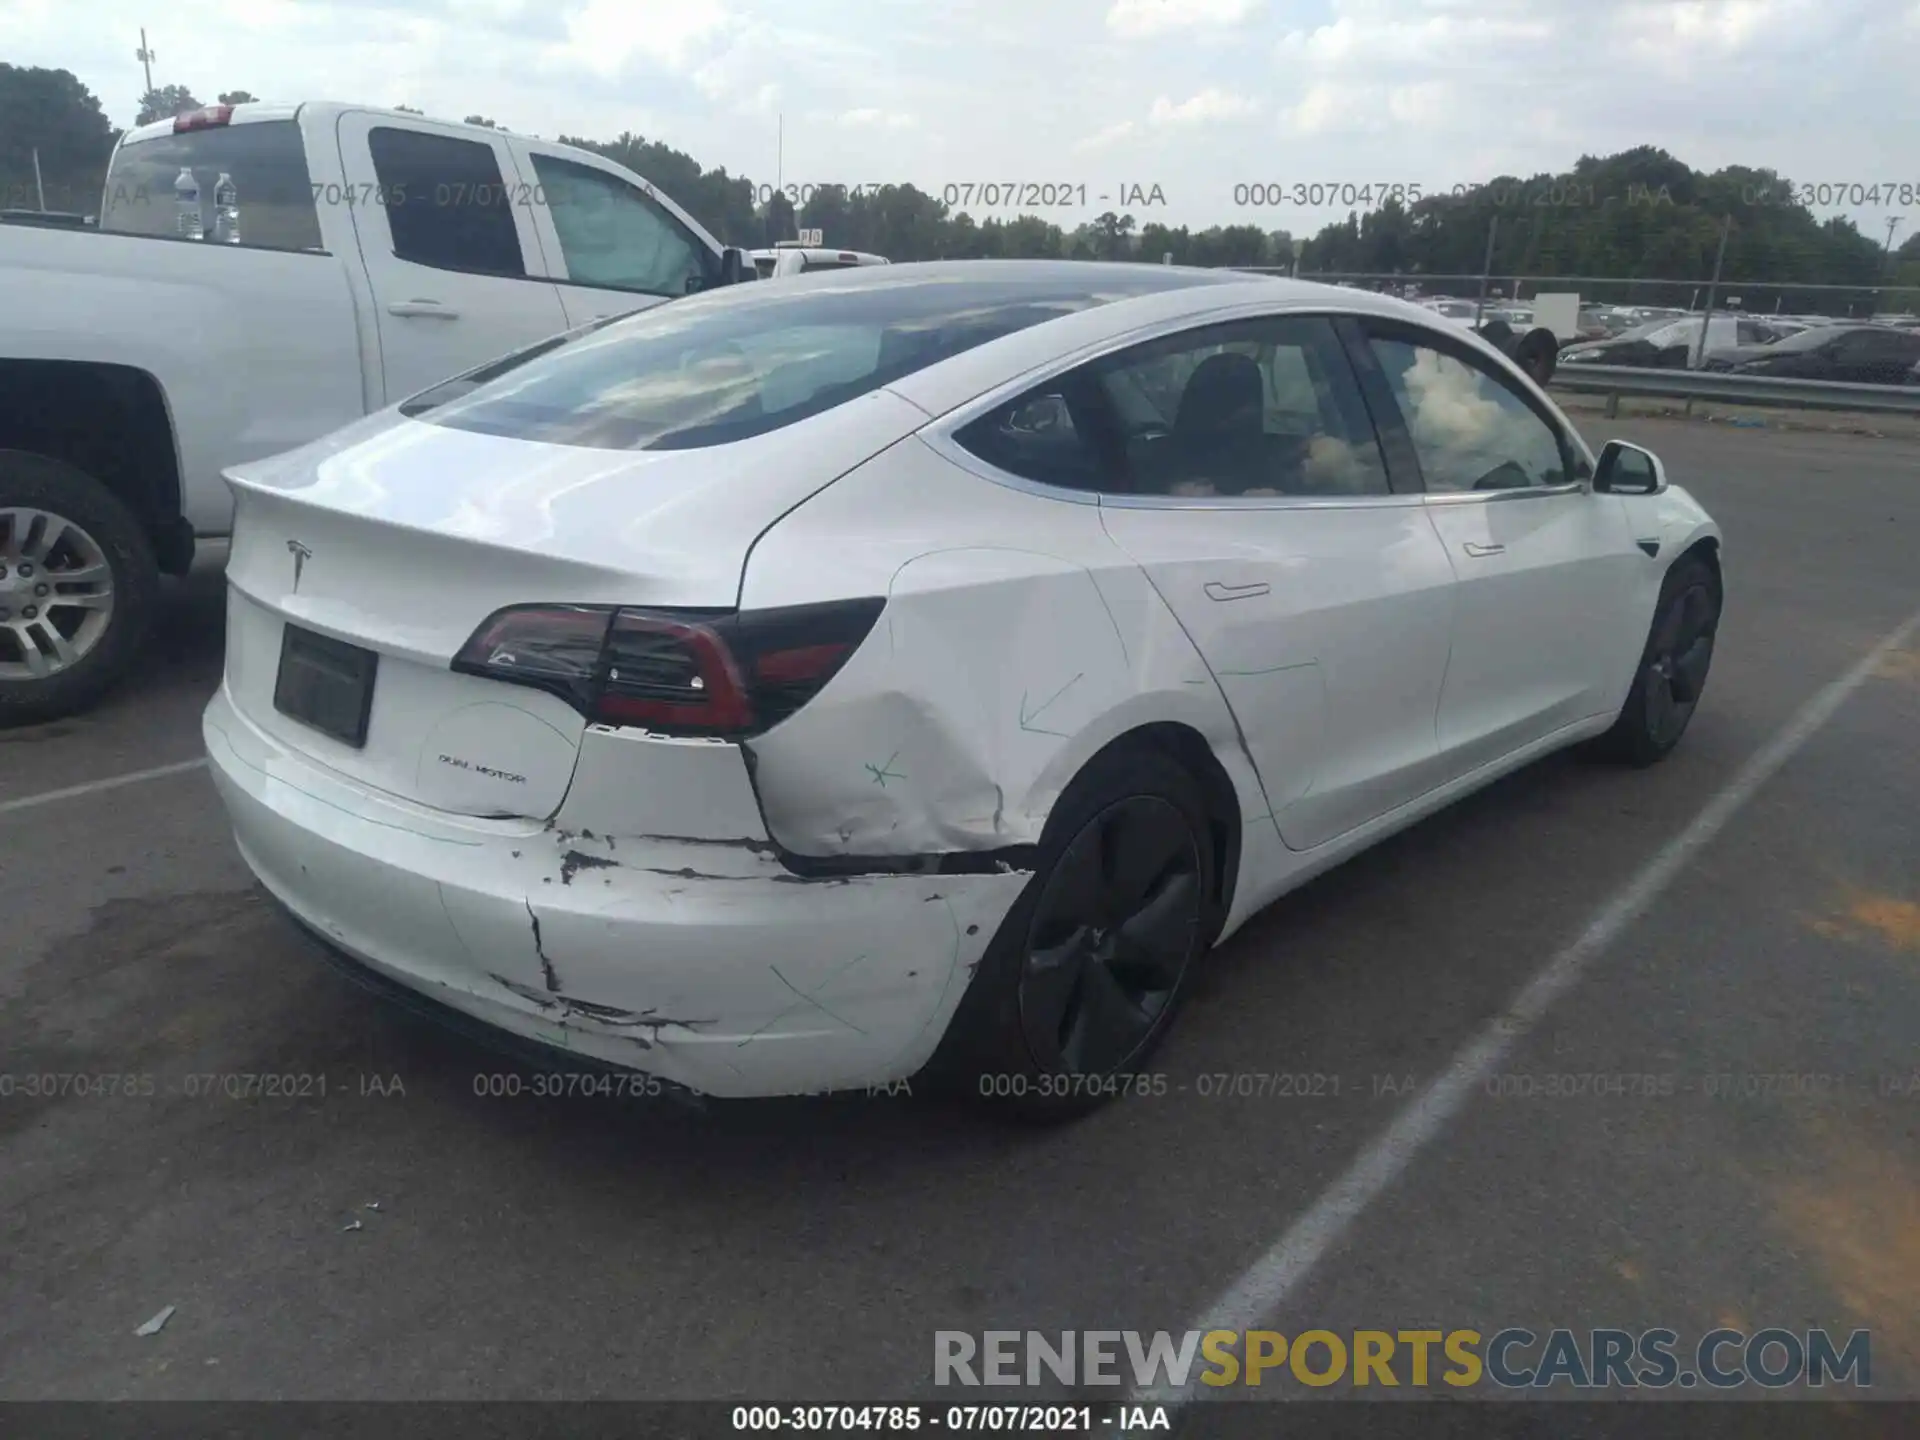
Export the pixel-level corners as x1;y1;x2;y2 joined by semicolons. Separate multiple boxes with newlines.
1094;317;1389;498
955;315;1389;499
99;120;322;252
528;152;714;297
367;127;525;276
950;382;1110;492
419;274;1188;451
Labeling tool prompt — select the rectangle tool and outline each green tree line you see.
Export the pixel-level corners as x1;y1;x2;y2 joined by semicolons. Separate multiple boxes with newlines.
6;63;1916;307
1299;145;1919;311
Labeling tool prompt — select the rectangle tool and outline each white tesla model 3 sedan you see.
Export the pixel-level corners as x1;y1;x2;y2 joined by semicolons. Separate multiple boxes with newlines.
203;262;1723;1120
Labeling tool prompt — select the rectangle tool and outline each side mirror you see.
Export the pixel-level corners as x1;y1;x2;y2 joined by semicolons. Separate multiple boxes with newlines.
1593;440;1667;495
718;246;750;285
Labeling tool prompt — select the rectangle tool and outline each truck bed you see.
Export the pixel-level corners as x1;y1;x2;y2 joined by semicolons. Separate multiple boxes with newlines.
0;222;373;535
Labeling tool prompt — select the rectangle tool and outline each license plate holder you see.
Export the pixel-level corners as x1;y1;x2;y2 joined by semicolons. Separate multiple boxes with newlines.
274;624;378;748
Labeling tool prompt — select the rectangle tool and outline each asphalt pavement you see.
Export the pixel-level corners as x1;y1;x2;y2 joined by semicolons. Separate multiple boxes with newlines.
2;417;1917;1413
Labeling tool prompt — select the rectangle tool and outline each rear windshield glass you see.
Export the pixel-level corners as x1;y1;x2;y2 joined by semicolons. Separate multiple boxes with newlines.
99;120;322;252
398;315;628;416
419;271;1222;451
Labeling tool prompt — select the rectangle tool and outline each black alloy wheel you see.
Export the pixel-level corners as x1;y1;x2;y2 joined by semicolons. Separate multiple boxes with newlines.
1643;575;1717;751
1593;554;1721;766
1016;794;1203;1076
927;743;1219;1123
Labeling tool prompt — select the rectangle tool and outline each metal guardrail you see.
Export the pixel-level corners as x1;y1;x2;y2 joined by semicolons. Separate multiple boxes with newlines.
1550;362;1920;415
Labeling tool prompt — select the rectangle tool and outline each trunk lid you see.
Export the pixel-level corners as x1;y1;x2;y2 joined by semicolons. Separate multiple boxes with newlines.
221;392;926;818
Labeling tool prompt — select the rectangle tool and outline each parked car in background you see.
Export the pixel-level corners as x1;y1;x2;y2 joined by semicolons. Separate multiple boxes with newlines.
1573;307;1639;341
0;100;751;725
1701;323;1920;385
767;245;890;277
201;261;1721;1119
1608;307;1689;330
1560;315;1790;369
1416;297;1559;384
749;244;890;278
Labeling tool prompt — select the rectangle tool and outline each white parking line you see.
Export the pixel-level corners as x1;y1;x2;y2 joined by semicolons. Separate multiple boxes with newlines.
1147;600;1920;1408
0;756;210;817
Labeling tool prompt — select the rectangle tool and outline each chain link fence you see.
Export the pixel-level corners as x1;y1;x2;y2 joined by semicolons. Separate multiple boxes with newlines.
1251;270;1919;324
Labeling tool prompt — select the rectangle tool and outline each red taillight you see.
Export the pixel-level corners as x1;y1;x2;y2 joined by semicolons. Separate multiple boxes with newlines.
753;643;852;685
597;612;752;732
451;599;883;738
173;105;235;133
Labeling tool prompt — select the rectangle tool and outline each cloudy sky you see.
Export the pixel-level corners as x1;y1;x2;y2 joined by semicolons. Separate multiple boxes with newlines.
6;0;1919;240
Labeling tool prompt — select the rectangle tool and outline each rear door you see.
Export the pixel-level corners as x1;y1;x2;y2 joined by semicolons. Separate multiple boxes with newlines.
1068;313;1457;851
507;138;724;329
1351;319;1644;779
334;111;570;404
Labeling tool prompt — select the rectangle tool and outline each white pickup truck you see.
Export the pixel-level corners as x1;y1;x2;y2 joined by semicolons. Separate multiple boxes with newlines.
0;100;752;724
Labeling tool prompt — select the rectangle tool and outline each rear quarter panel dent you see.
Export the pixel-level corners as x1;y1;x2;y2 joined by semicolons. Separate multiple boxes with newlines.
746;547;1255;858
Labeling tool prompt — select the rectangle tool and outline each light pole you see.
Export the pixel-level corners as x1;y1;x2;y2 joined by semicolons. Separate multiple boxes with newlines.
1878;217;1904;317
1691;214;1732;370
136;28;157;96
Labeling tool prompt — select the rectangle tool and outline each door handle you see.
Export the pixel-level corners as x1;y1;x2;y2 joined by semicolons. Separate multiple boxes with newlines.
1462;542;1506;558
387;299;460;319
1204;581;1271;602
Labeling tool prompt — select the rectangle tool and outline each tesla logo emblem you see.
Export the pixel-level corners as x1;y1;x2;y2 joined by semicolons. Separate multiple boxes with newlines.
287;540;312;592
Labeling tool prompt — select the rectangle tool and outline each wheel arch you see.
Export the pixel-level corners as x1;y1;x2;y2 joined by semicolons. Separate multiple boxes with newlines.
1676;533;1722;589
1057;720;1244;936
0;360;188;573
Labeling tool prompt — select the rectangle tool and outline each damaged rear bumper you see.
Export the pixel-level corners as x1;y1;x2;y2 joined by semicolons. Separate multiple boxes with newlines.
203;686;1031;1098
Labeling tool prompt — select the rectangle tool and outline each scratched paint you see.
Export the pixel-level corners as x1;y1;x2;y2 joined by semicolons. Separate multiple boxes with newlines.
864;752;907;787
522;868;1030;1094
747;547;1259;860
727;425;1282;943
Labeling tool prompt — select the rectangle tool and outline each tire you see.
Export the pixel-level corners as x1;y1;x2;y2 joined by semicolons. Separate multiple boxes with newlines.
926;743;1219;1124
0;449;159;727
1592;554;1721;766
